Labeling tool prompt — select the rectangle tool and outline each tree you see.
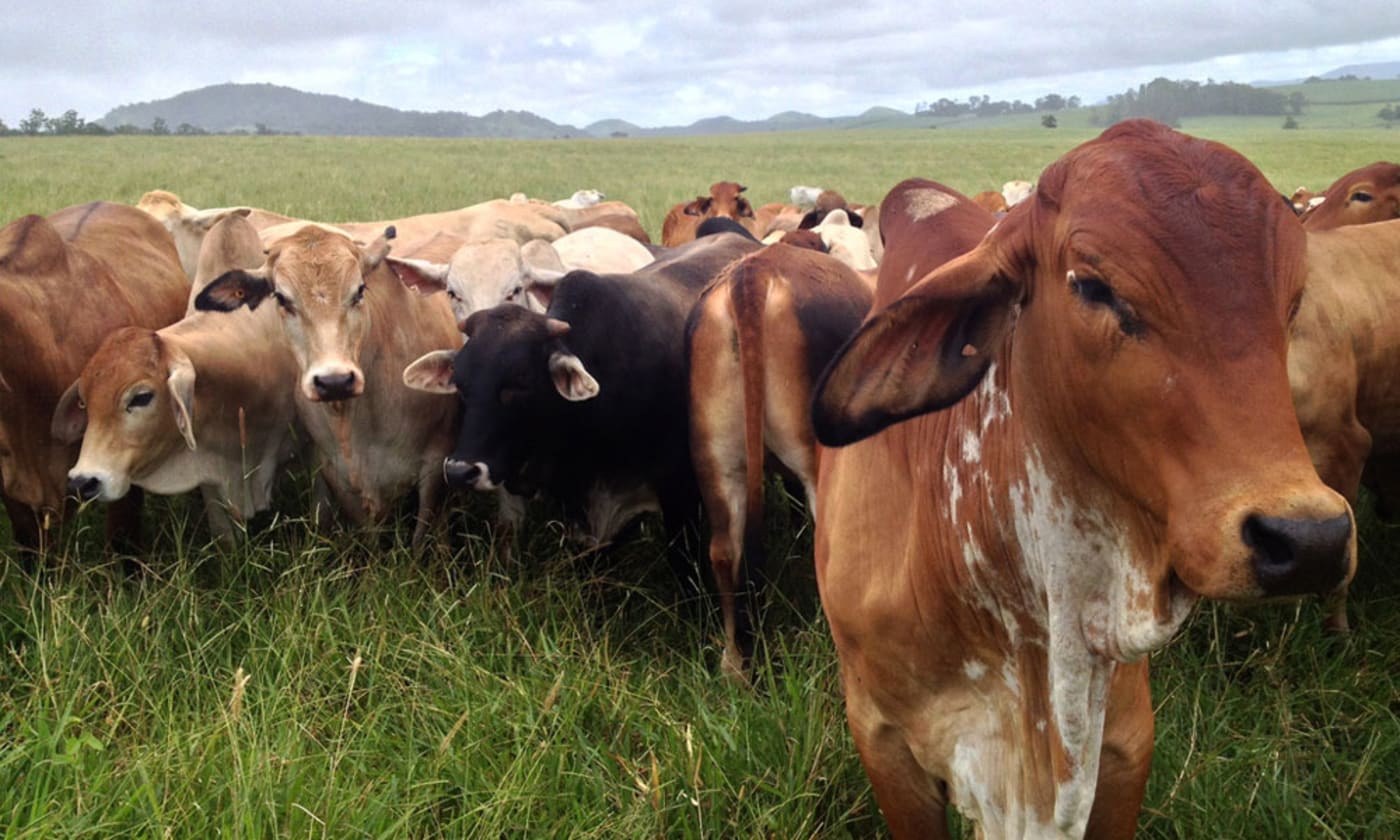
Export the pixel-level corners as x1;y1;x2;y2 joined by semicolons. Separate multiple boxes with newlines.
19;108;47;134
1378;104;1398;126
1035;93;1066;111
1282;115;1300;130
46;109;84;134
1041;114;1058;129
1287;92;1306;115
150;117;169;135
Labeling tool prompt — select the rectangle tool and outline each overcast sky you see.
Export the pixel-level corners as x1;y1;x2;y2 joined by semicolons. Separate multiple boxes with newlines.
4;1;1400;129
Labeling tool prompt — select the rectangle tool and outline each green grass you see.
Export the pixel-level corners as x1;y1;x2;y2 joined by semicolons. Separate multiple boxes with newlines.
2;129;1399;837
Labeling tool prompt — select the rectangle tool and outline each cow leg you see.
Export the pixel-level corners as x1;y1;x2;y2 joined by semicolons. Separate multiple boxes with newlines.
1087;659;1153;840
844;685;950;839
106;488;145;563
691;374;757;678
659;483;703;602
3;494;43;571
492;488;525;563
411;462;446;551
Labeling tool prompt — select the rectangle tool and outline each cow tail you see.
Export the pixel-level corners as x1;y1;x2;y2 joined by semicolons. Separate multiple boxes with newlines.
728;262;770;572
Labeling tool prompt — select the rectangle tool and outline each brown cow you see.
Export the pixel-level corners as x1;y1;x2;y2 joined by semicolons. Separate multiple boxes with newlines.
687;241;873;678
1300;161;1400;230
971;190;1010;214
195;226;460;544
661;181;757;246
873;178;997;309
54;213;301;539
0;202;188;550
811;120;1354;838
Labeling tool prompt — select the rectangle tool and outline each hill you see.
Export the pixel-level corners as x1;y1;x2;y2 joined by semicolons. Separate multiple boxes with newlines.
100;83;588;138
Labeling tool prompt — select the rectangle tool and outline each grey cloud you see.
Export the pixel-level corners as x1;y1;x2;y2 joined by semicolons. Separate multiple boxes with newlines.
4;1;1400;127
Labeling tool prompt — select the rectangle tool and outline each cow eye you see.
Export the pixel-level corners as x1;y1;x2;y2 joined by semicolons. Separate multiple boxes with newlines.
1069;271;1144;338
351;283;367;306
126;390;154;411
1350;190;1373;203
446;288;460;302
507;285;523;300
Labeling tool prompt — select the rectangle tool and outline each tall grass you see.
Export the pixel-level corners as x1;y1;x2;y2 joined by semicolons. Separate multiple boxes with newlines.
1;129;1398;837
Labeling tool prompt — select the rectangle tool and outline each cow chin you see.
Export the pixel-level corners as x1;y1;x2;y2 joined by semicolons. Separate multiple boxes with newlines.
1085;563;1199;663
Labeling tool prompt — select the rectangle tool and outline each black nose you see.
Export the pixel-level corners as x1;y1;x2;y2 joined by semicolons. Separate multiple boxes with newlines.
1244;513;1351;596
443;459;481;488
67;475;101;502
313;371;357;401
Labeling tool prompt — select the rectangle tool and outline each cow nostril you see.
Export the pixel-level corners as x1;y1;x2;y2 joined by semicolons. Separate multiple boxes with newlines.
67;475;101;502
1243;513;1351;596
312;371;358;399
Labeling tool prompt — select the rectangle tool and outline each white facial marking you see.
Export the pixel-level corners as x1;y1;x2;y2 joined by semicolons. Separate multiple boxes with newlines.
963;659;987;681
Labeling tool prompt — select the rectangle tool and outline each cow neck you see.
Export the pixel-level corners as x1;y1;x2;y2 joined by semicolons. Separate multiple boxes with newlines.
922;353;1132;837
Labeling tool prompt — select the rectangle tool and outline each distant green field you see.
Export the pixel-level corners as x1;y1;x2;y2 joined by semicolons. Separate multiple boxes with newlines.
1;130;1397;838
1272;77;1400;104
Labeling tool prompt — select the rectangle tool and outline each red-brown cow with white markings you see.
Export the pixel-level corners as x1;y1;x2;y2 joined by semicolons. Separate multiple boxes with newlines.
811;120;1355;838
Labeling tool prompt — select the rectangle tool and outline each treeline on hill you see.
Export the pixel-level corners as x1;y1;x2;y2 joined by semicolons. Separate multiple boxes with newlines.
914;92;1083;118
1089;78;1298;126
0;108;292;136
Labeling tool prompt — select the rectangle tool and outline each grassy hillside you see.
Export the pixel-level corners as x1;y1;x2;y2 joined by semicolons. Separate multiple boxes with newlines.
0;129;1397;838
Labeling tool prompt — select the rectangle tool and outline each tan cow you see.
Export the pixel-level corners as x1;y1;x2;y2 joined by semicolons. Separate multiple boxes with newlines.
661;182;758;246
194;226;459;544
0;202;188;550
53;214;300;538
812;121;1353;838
257;199;569;255
687;241;873;678
136;190;297;282
389;227;655;328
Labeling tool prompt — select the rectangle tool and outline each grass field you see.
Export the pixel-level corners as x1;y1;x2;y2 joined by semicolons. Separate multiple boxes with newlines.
1;127;1398;838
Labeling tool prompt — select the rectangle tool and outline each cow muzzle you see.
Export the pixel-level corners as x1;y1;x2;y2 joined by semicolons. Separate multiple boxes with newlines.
67;473;105;503
443;458;495;490
306;367;363;402
1243;512;1353;597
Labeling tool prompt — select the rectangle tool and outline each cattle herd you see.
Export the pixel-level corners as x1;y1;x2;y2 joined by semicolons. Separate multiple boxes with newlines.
2;118;1399;838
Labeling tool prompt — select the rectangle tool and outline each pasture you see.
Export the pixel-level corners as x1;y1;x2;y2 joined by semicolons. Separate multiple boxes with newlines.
1;127;1398;838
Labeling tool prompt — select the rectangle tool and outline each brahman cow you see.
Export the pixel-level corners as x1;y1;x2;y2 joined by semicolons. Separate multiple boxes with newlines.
1299;161;1400;230
0;202;189;551
388;227;655;329
403;233;760;582
55;214;301;538
257;199;569;255
195;226;459;545
661;182;758;246
686;241;872;678
811;120;1354;838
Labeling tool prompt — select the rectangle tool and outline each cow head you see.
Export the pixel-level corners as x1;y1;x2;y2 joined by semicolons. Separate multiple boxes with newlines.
136;189;253;280
53;329;196;503
403;303;598;493
1300;161;1400;230
195;225;392;402
388;238;551;330
683;181;755;221
815;119;1353;660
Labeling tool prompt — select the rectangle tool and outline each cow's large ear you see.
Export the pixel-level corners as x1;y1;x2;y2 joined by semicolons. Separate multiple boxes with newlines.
51;380;87;444
549;352;599;401
812;237;1024;447
361;227;395;274
403;349;459;394
188;206;252;232
167;351;197;451
387;257;450;295
520;240;567;311
194;268;272;311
